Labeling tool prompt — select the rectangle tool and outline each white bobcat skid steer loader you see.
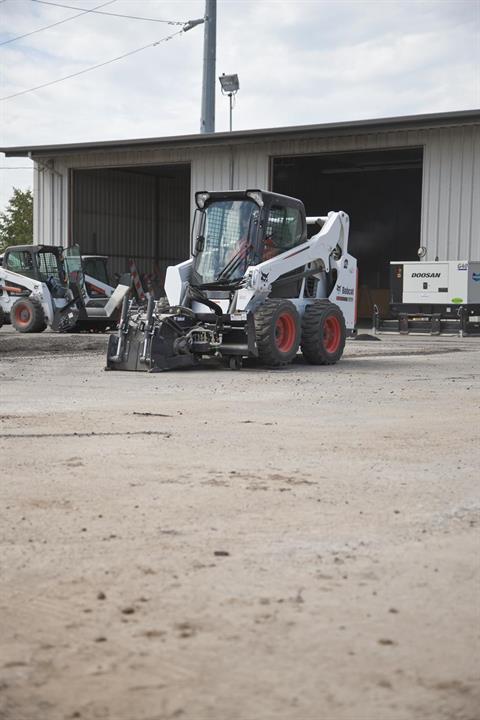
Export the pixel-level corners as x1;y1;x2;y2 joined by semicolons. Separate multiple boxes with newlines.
0;244;86;332
106;189;357;372
0;245;128;333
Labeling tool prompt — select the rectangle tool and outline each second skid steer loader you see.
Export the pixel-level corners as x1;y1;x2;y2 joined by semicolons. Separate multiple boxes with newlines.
0;244;128;333
106;189;357;371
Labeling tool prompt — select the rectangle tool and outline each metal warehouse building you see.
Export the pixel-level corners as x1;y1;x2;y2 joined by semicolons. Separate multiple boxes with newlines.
2;109;479;316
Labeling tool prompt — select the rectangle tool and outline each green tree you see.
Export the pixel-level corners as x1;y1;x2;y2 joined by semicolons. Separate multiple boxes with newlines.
0;187;33;252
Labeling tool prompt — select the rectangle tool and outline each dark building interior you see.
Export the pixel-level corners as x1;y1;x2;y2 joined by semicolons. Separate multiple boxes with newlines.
272;148;423;317
71;163;191;284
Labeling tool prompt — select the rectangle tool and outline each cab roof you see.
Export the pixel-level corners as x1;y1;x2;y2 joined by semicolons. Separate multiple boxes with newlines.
4;244;62;254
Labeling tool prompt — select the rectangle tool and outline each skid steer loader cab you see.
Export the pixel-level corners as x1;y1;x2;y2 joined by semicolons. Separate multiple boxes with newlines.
191;190;307;289
4;245;66;287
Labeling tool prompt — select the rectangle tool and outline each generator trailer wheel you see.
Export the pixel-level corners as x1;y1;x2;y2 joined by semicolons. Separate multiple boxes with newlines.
11;298;47;333
254;299;301;366
301;300;346;365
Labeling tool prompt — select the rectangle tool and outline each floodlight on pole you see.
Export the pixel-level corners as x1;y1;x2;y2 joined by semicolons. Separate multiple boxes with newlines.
219;73;239;132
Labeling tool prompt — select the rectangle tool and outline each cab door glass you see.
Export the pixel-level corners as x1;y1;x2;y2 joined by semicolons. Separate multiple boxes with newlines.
64;245;86;291
37;251;62;282
263;206;303;260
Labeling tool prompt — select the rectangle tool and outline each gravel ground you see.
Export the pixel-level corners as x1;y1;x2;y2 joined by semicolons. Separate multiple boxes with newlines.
0;326;479;720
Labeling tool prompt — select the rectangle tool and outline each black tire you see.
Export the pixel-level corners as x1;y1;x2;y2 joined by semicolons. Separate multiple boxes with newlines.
11;297;47;333
301;301;346;365
254;299;301;366
0;306;4;330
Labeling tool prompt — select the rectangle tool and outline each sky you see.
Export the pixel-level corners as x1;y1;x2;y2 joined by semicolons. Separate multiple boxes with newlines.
0;0;479;212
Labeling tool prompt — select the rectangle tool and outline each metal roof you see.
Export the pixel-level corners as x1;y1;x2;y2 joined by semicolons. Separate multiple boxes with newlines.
2;109;479;158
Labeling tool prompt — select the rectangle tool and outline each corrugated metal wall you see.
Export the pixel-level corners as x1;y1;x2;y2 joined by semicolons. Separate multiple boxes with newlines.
33;121;480;264
421;125;480;261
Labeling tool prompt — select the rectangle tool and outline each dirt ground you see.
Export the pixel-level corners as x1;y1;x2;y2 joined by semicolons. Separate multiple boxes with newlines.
0;327;479;720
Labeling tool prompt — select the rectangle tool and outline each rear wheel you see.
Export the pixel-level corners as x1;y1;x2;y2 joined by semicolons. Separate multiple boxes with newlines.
301;301;346;364
254;299;301;366
0;306;4;330
11;298;46;333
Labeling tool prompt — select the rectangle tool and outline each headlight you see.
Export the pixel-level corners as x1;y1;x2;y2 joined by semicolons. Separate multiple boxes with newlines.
195;191;210;209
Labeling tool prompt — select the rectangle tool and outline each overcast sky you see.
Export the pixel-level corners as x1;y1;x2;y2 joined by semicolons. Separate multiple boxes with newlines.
0;0;479;212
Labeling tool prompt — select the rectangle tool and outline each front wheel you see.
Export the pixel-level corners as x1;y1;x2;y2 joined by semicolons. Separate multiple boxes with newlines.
11;298;47;333
301;301;346;365
254;299;301;366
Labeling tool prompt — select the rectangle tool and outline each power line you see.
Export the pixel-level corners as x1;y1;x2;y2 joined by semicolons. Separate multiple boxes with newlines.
1;167;33;170
29;0;185;25
0;0;117;47
0;27;188;101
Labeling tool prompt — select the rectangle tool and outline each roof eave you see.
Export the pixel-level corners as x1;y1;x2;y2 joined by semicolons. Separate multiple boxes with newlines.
2;109;479;158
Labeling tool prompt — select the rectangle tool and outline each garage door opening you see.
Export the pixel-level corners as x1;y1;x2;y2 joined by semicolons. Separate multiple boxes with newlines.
71;163;190;292
272;148;423;318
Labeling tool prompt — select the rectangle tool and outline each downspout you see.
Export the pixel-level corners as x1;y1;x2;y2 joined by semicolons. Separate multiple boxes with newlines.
229;146;235;190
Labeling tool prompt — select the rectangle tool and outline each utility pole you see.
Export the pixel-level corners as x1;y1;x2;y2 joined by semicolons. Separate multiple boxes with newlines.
200;0;216;133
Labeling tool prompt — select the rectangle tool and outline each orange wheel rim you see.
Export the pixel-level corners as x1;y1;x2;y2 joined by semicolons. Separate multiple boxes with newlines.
15;304;32;328
275;312;296;352
324;316;341;353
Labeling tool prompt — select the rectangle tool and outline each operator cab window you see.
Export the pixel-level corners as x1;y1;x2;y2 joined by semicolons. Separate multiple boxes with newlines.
6;250;35;278
193;199;259;284
263;205;304;260
83;258;109;285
